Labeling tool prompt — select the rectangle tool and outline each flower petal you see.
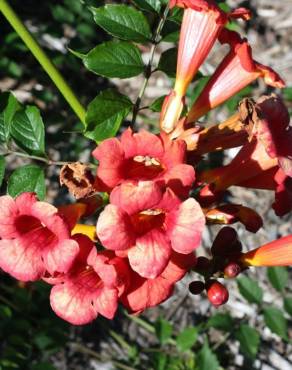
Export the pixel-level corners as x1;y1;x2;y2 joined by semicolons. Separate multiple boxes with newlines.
50;281;98;325
96;205;135;250
128;229;172;279
93;287;118;319
0;195;19;239
43;238;79;275
166;198;205;253
92;138;125;189
0;239;45;281
110;181;163;215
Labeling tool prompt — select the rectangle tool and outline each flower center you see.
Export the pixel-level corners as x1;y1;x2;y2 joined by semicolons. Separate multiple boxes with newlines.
131;209;165;235
15;215;57;245
125;155;164;180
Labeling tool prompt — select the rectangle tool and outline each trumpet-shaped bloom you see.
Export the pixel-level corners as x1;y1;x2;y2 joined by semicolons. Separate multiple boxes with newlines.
49;234;129;325
241;235;292;267
120;251;196;314
96;181;205;279
199;96;291;194
187;30;285;123
0;193;79;282
160;3;251;133
93;128;195;197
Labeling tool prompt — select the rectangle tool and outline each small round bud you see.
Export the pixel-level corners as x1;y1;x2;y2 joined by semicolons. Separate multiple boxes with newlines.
224;262;242;278
195;256;212;271
206;280;229;307
189;281;205;295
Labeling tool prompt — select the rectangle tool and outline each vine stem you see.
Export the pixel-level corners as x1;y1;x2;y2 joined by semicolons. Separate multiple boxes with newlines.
131;4;170;126
2;150;69;166
0;0;86;124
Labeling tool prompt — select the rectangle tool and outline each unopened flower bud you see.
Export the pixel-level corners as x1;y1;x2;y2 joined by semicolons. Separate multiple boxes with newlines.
189;280;205;295
211;227;242;257
224;262;242;278
195;256;212;274
206;280;229;307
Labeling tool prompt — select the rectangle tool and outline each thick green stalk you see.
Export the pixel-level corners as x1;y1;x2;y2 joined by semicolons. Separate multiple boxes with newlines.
0;0;86;124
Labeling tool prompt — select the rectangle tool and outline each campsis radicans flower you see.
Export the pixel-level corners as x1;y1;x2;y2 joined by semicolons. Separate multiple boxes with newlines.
121;251;196;314
48;234;129;325
160;1;251;133
187;30;285;123
240;235;292;267
96;181;205;279
0;193;79;282
199;95;292;214
93;128;195;197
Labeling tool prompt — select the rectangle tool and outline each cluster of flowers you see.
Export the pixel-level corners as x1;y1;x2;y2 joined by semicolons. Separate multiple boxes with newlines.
0;0;291;325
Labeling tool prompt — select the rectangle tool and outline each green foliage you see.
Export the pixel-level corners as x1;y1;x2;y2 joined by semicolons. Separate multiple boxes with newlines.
0;156;5;187
155;317;173;345
85;89;133;142
91;5;152;42
0;92;21;144
149;95;166;112
83;41;145;79
283;296;292;317
207;313;233;332
133;0;162;13
8;165;46;200
235;324;260;359
11;106;46;156
267;267;288;292
237;276;263;305
197;341;219;370
158;47;178;78
176;327;198;352
263;307;288;341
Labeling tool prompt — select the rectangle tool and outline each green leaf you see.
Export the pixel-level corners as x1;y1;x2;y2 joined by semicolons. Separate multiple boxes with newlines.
92;5;152;42
284;297;292;317
237;276;263;305
197;341;219;370
0;92;21;143
263;307;288;340
176;327;198;352
11;106;45;155
85;89;132;142
133;0;161;12
283;87;292;101
0;304;12;319
267;267;288;292
235;324;260;359
155;317;173;345
158;48;177;78
153;353;168;370
0;156;5;187
8;165;46;200
83;41;144;79
149;95;166;112
207;313;233;332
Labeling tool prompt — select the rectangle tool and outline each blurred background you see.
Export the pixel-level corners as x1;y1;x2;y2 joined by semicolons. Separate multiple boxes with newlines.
0;1;291;369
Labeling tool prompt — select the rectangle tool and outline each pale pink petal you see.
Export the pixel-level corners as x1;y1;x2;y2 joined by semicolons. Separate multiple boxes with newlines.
161;137;186;166
161;164;195;198
31;202;70;239
128;229;172;279
88;249;118;287
155;188;181;212
93;287;118;319
93;138;125;188
166;198;205;253
0;239;45;281
42;238;79;275
0;195;19;238
15;192;38;213
110;181;162;215
121;128;164;159
50;282;98;325
96;205;135;250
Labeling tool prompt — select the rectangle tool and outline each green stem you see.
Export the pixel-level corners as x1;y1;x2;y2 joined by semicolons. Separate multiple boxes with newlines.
2;150;68;166
131;4;170;126
0;0;86;124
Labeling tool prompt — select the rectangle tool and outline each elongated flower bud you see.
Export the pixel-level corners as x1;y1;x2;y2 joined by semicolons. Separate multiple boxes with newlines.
241;235;292;267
